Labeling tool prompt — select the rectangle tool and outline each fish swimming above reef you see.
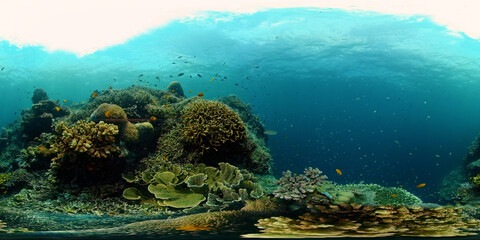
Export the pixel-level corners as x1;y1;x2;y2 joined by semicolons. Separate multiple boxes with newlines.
336;169;342;175
263;130;277;136
178;73;184;77
197;74;202;78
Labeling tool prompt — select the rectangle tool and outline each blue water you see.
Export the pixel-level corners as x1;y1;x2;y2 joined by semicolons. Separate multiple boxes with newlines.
2;8;480;205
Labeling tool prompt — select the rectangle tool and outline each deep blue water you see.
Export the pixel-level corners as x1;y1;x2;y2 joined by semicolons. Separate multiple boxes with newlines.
2;8;480;205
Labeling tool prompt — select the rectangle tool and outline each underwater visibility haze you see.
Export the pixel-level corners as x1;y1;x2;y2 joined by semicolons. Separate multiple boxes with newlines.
2;6;480;239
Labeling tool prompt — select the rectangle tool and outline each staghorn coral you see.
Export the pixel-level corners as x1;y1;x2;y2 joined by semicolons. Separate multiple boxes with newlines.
49;120;121;186
244;204;480;238
181;100;246;155
274;167;328;201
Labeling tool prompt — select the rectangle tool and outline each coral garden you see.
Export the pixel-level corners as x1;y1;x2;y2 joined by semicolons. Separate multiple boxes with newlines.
1;82;480;237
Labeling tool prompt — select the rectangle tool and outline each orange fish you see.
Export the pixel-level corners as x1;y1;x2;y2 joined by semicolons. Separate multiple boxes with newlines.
37;146;44;151
210;78;215;82
63;100;67;103
165;95;169;99
189;90;193;93
335;169;342;175
198;92;204;97
55;107;60;111
91;93;98;98
150;116;157;121
391;194;398;198
162;156;167;160
105;111;112;118
416;183;426;188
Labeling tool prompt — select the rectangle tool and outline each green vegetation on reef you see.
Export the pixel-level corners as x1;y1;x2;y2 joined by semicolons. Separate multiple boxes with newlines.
1;81;480;237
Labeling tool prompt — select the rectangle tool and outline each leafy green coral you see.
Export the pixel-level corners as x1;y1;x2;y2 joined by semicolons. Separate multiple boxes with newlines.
122;162;264;209
181;100;246;155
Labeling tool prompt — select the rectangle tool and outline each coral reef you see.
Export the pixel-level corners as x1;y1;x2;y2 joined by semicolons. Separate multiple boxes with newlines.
181;100;246;155
273;167;328;201
245;204;480;238
49;120;122;186
166;81;186;98
123;162;264;209
21;100;70;140
31;88;48;104
336;184;422;206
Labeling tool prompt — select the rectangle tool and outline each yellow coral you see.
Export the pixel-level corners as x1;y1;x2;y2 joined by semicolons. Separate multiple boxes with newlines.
473;174;480;185
51;120;119;162
182;100;246;155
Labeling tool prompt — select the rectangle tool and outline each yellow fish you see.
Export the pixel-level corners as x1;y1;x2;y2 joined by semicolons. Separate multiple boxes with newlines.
391;194;398;198
55;107;60;111
150;116;157;121
91;93;98;98
153;100;157;104
105;111;112;118
63;100;67;103
211;78;215;82
171;90;175;93
416;183;426;188
165;95;169;99
335;169;342;175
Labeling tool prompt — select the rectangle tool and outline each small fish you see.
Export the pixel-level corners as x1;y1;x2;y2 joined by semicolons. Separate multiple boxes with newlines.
189;90;193;93
156;76;160;80
153;100;157;104
165;95;169;99
391;194;399;198
150;116;157;121
178;56;182;58
92;93;98;98
164;104;169;107
138;74;143;78
198;92;204;97
211;78;215;82
178;73;184;77
335;169;342;175
162;156;167;160
399;185;403;188
0;67;4;71
63;100;67;103
416;183;426;188
171;90;175;93
37;146;44;151
105;111;112;118
197;74;202;78
255;116;258;119
253;65;259;68
55;107;60;111
435;154;440;158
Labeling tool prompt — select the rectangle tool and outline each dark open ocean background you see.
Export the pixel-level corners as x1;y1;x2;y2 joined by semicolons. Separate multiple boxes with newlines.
2;8;480;238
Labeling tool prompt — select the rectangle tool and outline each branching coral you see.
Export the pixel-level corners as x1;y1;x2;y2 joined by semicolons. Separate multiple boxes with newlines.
273;167;328;201
181;100;246;155
49;120;121;185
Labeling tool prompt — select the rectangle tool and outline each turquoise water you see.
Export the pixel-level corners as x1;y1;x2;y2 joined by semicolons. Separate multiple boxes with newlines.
2;7;480;238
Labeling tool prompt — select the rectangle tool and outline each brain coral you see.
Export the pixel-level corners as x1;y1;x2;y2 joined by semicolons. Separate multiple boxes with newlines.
181;100;246;155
